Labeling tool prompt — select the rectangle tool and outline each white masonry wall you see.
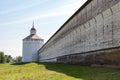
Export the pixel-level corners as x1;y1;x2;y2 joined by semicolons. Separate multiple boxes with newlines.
22;39;43;62
39;0;120;62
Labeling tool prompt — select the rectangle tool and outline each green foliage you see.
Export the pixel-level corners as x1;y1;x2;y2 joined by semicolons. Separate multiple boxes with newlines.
0;52;6;63
0;63;120;80
5;55;12;63
14;56;22;63
0;52;13;63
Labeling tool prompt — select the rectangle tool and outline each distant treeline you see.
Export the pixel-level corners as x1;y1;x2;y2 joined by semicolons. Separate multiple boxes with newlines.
0;52;22;63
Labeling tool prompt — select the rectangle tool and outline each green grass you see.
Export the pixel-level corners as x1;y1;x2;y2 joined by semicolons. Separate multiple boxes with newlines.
0;63;120;80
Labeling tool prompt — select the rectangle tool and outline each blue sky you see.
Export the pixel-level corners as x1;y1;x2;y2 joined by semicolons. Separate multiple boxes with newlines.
0;0;87;57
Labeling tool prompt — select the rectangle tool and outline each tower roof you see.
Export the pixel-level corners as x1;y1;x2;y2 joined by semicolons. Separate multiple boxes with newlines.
31;22;36;30
23;22;44;41
30;22;36;35
23;34;44;41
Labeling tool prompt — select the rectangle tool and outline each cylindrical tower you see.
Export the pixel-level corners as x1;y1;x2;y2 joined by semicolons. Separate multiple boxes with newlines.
22;23;44;62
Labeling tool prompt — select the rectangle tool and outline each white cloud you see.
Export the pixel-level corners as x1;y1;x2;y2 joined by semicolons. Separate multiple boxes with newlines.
0;0;87;26
0;0;49;15
0;11;70;26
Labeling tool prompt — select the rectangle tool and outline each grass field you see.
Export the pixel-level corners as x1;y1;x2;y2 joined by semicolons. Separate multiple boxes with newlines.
0;63;120;80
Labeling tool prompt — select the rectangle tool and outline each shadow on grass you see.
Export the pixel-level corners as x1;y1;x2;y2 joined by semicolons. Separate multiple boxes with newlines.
37;62;87;79
11;62;31;65
37;62;120;80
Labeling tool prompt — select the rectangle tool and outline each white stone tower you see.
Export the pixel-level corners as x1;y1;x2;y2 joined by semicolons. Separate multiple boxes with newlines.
22;23;44;62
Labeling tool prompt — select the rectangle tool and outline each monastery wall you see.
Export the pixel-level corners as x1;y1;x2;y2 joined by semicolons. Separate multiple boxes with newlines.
39;0;120;65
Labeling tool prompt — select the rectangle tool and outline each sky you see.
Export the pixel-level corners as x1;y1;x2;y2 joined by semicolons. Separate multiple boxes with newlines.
0;0;87;58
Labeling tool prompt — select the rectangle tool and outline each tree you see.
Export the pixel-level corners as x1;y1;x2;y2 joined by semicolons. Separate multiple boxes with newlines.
0;52;6;63
0;52;14;63
5;55;13;63
15;56;22;63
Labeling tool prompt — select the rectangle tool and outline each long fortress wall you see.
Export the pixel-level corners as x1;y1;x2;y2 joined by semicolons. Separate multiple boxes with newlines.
39;0;120;65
